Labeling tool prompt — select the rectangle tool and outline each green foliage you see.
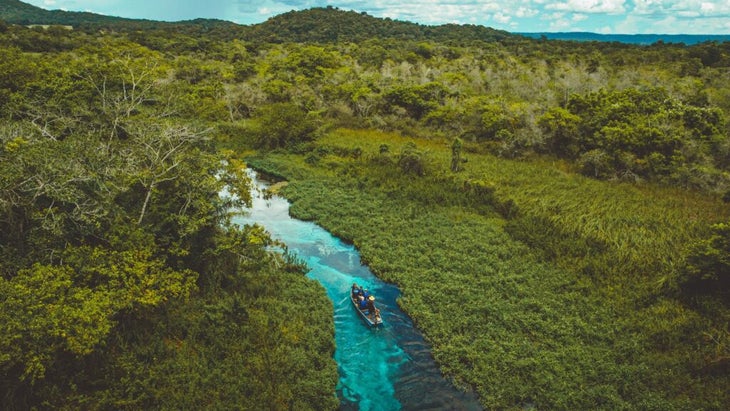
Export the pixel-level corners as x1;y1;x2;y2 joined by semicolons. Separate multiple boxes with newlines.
244;7;511;44
0;245;196;381
563;88;729;187
2;7;730;409
682;221;730;299
0;34;337;410
5;7;726;190
267;44;343;80
252;128;730;410
397;141;429;176
251;103;320;150
538;106;582;157
383;82;448;119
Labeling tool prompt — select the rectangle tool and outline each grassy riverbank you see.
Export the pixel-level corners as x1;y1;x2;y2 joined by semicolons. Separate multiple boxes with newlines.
248;128;730;410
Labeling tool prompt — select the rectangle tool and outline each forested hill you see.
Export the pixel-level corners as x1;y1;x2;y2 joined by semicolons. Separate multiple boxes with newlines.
4;0;728;46
0;1;516;44
0;0;235;30
246;7;513;43
0;0;144;25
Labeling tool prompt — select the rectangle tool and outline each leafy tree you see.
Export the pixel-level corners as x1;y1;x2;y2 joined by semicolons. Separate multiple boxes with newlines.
383;82;448;119
538;106;581;158
0;47;37;117
252;103;319;150
561;88;729;186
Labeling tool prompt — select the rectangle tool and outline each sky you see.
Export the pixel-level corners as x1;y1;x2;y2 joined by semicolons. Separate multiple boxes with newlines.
25;0;730;35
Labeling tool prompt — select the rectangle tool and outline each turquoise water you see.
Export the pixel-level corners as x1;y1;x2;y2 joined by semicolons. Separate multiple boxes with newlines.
233;170;481;411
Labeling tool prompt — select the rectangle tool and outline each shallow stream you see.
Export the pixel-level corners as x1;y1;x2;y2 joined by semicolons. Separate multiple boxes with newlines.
233;170;481;411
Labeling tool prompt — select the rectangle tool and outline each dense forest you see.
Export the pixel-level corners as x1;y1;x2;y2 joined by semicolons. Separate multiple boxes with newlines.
1;1;729;409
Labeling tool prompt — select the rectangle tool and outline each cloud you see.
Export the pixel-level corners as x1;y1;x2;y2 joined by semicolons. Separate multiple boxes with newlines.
632;0;730;17
21;0;730;34
494;12;512;24
545;0;626;14
515;7;539;18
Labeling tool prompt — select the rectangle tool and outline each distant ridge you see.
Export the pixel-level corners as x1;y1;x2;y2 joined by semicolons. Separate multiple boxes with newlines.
519;32;730;45
0;0;235;29
0;1;516;44
2;0;722;46
247;7;513;43
0;0;148;25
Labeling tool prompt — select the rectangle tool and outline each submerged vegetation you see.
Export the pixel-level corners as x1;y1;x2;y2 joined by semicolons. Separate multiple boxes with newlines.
1;2;729;409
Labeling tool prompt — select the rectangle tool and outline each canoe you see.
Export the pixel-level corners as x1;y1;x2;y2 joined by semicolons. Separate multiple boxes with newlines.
350;293;383;327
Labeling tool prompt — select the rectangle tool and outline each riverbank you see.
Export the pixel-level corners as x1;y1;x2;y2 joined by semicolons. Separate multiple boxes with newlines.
235;169;482;410
246;128;730;410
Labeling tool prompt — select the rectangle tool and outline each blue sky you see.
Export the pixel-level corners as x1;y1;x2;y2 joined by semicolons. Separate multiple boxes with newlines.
25;0;730;34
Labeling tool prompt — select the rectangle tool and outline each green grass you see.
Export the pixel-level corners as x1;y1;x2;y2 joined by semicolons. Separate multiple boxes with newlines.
246;128;730;410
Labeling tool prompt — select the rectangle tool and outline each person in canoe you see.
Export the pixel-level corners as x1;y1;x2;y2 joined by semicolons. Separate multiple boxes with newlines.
373;307;382;323
358;295;368;310
366;296;382;323
366;295;375;313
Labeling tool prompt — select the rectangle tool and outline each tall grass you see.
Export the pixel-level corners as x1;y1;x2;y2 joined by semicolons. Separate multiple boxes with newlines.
246;128;730;410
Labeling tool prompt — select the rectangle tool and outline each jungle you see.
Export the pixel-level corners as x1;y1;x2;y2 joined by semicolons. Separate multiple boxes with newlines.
0;3;729;409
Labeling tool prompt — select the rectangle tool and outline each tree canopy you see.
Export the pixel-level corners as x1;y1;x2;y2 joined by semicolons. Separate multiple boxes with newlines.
0;4;729;409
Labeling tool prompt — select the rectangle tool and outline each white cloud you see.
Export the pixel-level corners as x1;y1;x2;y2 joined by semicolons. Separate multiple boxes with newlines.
548;16;573;30
546;0;626;14
547;11;567;20
633;0;730;16
677;10;700;17
19;0;730;34
515;7;539;18
494;12;512;24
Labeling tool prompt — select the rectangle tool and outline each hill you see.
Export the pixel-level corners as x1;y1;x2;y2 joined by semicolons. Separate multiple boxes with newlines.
0;0;236;30
0;1;516;44
0;0;145;25
4;1;728;46
246;7;513;43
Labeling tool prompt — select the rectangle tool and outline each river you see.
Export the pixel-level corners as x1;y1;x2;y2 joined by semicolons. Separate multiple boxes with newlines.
232;169;482;411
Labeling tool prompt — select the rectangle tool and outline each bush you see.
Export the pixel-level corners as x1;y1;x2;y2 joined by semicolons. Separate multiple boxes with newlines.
682;221;730;301
252;103;320;150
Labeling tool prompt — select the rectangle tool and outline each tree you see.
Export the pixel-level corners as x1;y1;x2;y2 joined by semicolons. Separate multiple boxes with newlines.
125;123;209;225
383;82;447;119
0;245;196;384
450;137;463;172
252;103;319;150
538;107;581;158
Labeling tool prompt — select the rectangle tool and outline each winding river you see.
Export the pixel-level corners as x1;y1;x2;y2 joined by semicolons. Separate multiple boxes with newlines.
233;170;482;411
